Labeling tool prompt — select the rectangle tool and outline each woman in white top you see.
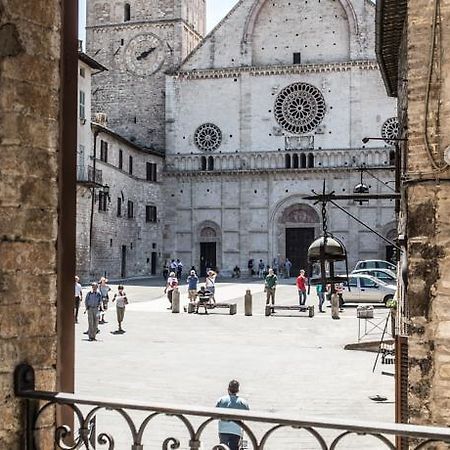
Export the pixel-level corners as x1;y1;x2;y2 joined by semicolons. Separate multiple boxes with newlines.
112;285;128;332
205;270;217;304
164;272;178;308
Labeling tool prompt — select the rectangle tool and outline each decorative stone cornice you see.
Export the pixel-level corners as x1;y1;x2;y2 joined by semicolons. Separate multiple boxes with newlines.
173;60;379;80
164;165;394;180
87;19;178;33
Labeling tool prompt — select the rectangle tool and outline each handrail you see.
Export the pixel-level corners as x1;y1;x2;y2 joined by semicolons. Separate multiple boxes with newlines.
15;364;450;450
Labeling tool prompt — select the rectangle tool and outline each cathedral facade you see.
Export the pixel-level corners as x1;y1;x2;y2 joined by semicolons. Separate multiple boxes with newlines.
87;0;398;277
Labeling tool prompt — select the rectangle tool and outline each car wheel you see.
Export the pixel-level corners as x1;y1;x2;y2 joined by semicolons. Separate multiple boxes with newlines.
383;295;393;307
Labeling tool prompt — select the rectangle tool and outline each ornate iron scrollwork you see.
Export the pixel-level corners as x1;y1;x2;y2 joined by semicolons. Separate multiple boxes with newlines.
14;364;450;450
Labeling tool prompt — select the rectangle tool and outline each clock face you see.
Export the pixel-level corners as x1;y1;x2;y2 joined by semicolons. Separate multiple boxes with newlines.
123;33;166;77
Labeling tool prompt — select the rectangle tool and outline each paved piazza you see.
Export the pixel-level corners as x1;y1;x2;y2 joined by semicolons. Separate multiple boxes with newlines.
76;278;394;449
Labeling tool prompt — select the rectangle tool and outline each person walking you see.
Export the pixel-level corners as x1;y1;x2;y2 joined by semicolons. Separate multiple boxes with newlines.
264;268;278;307
258;259;265;278
296;270;308;306
98;277;111;324
176;259;183;279
317;283;326;313
162;262;169;280
112;285;128;332
216;380;249;450
205;270;217;304
284;258;292;278
85;282;102;341
74;275;83;324
164;272;178;308
187;270;199;303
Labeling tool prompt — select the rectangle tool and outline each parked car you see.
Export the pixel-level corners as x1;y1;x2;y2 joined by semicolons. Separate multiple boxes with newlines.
351;268;397;286
353;259;396;272
339;274;396;306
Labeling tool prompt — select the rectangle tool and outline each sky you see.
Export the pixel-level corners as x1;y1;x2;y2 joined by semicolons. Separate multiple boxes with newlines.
78;0;239;43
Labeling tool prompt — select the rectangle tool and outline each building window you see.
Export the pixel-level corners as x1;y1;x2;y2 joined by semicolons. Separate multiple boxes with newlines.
117;197;122;217
146;162;157;181
119;149;123;170
307;153;314;168
146;205;157;223
292;153;299;169
98;191;107;212
201;156;207;171
300;154;307;168
127;200;134;218
79;67;85;78
79;90;85;120
100;140;108;162
124;3;131;21
129;155;133;175
285;154;291;169
293;52;301;65
207;156;214;171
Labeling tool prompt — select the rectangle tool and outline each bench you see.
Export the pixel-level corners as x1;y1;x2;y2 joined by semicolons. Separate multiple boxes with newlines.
187;301;237;315
265;304;314;317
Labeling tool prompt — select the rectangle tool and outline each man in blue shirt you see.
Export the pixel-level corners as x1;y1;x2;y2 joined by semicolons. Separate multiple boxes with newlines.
186;270;199;303
85;283;102;341
216;380;249;450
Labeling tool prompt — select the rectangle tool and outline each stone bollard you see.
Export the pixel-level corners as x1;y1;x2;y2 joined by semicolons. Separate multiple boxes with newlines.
244;290;252;316
331;293;340;320
172;288;180;313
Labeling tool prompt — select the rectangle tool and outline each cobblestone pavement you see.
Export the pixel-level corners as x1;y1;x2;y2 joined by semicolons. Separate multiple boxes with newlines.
76;277;395;449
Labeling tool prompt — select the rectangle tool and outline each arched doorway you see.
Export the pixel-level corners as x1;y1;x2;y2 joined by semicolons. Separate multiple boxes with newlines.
198;222;221;276
273;202;321;275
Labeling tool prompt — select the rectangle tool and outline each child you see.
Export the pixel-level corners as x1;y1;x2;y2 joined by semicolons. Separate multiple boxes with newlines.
112;285;128;332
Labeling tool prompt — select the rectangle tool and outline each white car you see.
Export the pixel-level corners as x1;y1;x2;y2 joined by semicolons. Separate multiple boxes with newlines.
339;274;396;306
351;268;397;286
353;259;396;272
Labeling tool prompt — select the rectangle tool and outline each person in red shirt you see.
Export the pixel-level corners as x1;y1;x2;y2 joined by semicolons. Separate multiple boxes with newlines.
296;270;308;306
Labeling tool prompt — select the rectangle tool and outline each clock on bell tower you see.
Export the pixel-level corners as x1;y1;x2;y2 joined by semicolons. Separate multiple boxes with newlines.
86;0;205;151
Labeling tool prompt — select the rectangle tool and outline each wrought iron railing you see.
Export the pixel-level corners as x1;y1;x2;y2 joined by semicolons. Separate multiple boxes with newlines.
77;165;103;185
15;365;450;450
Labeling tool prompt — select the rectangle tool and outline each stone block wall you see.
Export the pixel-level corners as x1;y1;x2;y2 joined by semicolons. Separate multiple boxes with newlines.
404;0;450;426
0;0;61;446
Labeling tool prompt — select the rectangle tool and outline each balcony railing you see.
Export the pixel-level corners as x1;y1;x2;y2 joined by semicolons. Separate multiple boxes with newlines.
165;148;395;174
77;165;103;186
15;364;450;450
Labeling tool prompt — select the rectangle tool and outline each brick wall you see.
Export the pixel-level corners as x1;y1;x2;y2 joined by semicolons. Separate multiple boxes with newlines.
403;0;450;426
0;0;61;446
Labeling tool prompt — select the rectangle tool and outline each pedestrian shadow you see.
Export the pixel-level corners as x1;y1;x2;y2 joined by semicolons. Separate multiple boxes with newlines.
111;330;126;335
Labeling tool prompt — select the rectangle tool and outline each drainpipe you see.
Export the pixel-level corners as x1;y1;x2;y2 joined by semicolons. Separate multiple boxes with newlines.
89;128;99;278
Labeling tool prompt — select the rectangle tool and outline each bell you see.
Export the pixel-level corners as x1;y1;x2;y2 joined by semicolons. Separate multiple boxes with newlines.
307;235;350;289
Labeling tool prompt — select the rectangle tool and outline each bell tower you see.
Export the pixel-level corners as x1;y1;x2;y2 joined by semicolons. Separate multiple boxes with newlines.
86;0;205;151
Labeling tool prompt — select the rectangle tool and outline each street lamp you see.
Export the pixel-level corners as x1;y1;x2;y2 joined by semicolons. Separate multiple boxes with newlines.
362;137;407;144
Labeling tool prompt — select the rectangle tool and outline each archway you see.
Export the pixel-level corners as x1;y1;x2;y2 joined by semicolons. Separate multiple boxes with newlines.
271;200;321;275
197;221;222;276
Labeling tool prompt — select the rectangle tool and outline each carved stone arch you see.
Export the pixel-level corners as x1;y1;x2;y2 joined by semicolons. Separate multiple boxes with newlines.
269;197;322;266
195;220;222;275
242;0;359;45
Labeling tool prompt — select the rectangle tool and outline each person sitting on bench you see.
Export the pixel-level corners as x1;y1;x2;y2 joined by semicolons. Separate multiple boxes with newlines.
232;265;241;278
196;286;213;313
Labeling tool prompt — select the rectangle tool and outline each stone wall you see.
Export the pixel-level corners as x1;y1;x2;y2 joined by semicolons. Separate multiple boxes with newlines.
76;127;165;281
0;0;61;446
403;0;450;426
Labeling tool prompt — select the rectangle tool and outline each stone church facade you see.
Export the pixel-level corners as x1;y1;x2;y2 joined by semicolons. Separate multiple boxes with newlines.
87;0;398;277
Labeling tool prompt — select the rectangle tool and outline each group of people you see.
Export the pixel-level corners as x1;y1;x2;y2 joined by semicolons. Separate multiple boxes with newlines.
74;276;129;341
248;257;293;279
163;259;184;280
164;268;217;308
264;268;339;314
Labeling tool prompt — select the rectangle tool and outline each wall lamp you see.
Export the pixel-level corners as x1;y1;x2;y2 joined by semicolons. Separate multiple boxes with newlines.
362;137;407;144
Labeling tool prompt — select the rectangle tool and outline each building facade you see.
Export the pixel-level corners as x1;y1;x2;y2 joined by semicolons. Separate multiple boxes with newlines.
86;0;398;277
76;53;164;280
163;0;398;275
86;0;205;152
377;0;450;430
